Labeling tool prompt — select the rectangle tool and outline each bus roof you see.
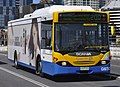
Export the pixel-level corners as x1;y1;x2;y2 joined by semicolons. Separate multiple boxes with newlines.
8;5;94;24
31;5;94;18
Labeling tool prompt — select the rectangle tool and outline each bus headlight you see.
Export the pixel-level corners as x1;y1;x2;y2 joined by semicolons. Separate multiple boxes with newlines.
62;62;67;66
101;61;106;64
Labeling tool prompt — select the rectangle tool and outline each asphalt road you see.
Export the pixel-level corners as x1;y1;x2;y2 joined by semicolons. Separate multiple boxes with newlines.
0;52;120;87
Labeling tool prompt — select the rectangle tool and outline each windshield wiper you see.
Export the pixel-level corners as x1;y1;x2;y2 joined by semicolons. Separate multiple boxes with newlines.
85;46;108;49
85;45;109;52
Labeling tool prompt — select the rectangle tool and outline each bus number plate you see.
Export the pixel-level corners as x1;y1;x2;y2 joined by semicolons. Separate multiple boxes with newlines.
80;67;89;71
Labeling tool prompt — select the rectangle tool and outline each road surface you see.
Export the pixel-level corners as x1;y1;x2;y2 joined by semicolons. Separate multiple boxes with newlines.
0;52;120;87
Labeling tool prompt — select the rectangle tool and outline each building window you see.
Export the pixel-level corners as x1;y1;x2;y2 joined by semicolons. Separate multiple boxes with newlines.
0;7;3;14
3;0;6;6
0;0;3;6
9;0;13;6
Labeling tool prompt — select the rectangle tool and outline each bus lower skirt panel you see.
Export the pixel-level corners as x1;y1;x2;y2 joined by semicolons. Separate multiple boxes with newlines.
41;61;110;76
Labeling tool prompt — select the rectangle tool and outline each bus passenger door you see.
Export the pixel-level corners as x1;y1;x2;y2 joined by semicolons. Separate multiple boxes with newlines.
41;23;52;63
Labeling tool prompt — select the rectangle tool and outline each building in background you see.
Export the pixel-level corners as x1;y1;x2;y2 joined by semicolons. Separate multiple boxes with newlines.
0;29;7;46
20;0;33;5
52;0;63;5
63;0;111;10
63;0;99;9
0;0;111;29
102;0;120;45
0;0;33;29
15;0;33;19
0;0;16;29
40;0;63;7
99;0;111;8
19;3;44;18
99;0;106;8
19;0;63;18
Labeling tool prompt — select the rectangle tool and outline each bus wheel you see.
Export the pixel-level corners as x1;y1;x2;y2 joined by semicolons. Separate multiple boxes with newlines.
14;50;19;69
36;55;44;77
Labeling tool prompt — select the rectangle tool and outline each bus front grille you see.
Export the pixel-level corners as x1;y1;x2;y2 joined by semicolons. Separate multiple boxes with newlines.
73;61;95;64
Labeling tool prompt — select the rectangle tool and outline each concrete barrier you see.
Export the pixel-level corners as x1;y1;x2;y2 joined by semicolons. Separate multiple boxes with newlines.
110;46;120;60
0;46;7;52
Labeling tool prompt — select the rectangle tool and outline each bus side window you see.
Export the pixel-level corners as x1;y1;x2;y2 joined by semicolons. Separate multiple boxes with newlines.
41;30;45;49
41;30;51;49
46;30;51;48
41;21;52;50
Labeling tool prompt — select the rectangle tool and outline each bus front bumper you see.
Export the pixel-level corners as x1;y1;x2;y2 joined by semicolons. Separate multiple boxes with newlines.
42;61;110;76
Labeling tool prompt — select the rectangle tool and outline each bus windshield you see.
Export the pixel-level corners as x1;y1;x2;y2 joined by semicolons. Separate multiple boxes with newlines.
54;23;109;53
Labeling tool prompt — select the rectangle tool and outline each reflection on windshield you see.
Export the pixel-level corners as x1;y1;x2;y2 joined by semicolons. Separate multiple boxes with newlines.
55;23;109;53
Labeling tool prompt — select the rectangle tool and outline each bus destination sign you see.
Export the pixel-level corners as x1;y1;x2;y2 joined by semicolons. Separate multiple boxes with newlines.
59;12;108;23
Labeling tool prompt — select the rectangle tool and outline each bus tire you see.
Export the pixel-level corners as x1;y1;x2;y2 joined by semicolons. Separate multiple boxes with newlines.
14;50;19;69
36;54;44;77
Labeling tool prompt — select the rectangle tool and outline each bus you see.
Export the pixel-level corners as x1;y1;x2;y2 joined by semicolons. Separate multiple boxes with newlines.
8;5;110;77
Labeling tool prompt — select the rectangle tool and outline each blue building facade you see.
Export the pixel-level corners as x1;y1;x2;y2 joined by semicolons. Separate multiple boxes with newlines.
0;0;16;29
0;0;33;29
21;0;33;5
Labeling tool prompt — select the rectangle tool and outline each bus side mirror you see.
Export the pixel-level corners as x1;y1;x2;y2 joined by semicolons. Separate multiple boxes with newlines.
110;26;115;36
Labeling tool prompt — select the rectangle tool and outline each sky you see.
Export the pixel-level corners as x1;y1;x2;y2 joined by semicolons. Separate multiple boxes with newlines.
33;0;40;4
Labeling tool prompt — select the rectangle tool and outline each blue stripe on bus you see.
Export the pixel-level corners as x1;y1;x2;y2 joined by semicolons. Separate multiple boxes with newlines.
8;58;110;76
17;61;35;70
42;61;110;76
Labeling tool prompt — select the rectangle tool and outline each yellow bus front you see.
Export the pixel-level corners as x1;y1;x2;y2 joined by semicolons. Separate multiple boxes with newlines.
43;11;110;76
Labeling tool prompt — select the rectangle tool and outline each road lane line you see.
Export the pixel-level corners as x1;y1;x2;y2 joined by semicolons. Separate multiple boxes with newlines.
0;53;7;56
0;67;49;87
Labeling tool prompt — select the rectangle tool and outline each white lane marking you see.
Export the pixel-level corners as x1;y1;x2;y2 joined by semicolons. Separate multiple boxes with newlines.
0;53;7;56
0;67;49;87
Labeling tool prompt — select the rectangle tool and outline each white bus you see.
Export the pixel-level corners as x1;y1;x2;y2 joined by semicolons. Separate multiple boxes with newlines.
8;5;110;77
